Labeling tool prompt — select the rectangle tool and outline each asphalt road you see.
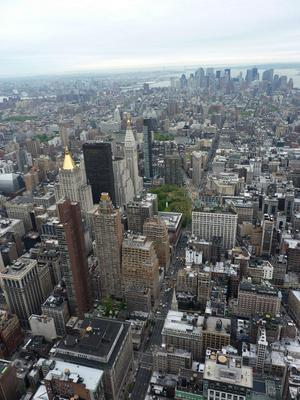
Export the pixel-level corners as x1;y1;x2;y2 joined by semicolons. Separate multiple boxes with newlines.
130;234;188;398
131;367;152;400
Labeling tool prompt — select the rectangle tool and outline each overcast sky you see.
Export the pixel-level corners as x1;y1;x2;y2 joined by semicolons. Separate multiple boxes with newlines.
0;0;299;77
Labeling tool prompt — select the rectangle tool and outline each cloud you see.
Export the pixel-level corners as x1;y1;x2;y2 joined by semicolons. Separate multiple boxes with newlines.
0;0;299;76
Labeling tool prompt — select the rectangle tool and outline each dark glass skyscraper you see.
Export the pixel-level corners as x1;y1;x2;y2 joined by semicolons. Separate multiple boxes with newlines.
143;118;154;179
82;142;116;204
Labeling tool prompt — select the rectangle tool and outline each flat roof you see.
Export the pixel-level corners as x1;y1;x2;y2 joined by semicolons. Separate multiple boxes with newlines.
204;359;253;389
45;360;103;391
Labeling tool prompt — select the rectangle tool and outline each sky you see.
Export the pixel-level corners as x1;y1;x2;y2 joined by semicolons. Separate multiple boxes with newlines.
0;0;300;77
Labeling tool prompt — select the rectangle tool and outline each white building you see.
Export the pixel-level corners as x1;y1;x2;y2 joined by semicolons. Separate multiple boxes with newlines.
192;209;237;250
124;120;142;196
29;314;57;341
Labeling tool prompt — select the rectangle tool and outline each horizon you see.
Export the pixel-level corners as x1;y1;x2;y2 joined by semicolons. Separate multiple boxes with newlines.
1;0;300;78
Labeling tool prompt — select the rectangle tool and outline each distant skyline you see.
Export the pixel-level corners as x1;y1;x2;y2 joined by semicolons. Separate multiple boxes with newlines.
1;0;300;77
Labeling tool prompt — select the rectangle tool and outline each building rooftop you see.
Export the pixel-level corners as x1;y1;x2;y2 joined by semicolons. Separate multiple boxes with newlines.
0;218;23;236
204;356;253;389
54;317;130;369
0;257;37;278
45;359;103;392
158;212;182;230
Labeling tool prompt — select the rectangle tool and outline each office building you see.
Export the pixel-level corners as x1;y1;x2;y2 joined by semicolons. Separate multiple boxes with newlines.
42;293;70;337
55;148;93;216
89;193;123;298
164;154;183;186
57;199;91;317
0;257;52;328
122;234;160;302
203;353;253;400
143;118;154;179
44;359;105;400
124;119;142;196
112;157;134;208
54;317;133;400
126;192;158;233
83;142;116;204
143;216;170;269
192;209;237;250
5;197;34;232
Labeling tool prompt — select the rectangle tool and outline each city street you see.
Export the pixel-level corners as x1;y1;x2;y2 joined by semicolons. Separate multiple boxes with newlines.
131;234;187;397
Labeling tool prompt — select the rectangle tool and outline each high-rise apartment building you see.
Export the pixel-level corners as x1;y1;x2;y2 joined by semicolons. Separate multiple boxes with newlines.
122;234;160;301
237;281;281;317
57;199;91;317
0;257;52;328
55;148;93;215
90;193;123;298
192;209;237;250
143;118;154;179
83;142;116;204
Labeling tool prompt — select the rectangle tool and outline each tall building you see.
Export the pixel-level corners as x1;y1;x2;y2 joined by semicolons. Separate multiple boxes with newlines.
143;118;154;179
57;199;91;317
143;216;170;269
0;360;19;400
0;257;52;328
126;192;158;234
55;148;93;215
90;193;123;298
203;352;253;400
122;234;160;302
83;142;116;204
192;209;237;250
41;293;70;337
261;215;274;256
164;154;183;186
54;317;133;400
192;151;205;187
124;119;142;196
112;157;134;208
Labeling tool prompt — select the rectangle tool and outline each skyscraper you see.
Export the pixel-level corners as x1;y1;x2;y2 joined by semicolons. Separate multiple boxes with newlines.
122;234;160;302
90;193;123;298
55;148;93;215
124;119;142;196
57;199;91;317
0;257;52;328
164;154;183;186
143;118;154;179
83;142;116;204
143;216;170;269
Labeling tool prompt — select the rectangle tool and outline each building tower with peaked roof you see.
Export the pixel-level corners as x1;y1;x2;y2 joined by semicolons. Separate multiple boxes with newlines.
57;199;91;317
55;148;93;215
171;288;178;311
124;119;142;196
89;193;123;299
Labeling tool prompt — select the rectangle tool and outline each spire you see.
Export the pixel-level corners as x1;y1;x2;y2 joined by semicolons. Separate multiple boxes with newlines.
125;116;136;147
62;147;76;170
171;287;178;311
